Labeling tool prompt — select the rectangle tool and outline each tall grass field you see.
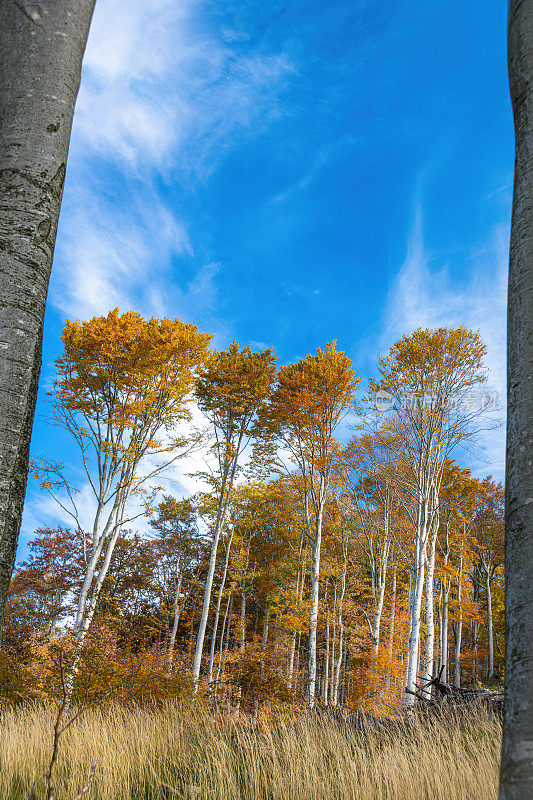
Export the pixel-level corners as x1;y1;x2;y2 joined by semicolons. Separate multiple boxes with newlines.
0;704;501;800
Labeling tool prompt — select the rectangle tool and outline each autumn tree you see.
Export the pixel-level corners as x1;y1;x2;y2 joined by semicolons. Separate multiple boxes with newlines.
5;527;85;645
0;0;96;644
262;342;359;708
340;430;402;657
191;342;276;687
33;308;211;693
369;327;489;706
472;479;504;680
150;496;201;674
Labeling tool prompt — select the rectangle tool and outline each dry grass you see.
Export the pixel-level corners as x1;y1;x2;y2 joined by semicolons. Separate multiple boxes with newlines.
0;703;501;800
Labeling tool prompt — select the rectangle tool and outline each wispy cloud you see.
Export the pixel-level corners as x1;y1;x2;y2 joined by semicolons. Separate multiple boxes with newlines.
52;0;294;323
365;206;508;479
76;0;293;175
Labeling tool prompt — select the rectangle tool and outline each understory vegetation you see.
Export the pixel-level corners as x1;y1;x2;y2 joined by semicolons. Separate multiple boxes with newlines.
0;704;501;800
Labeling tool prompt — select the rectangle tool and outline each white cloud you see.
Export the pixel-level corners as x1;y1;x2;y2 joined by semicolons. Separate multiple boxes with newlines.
367;207;508;480
53;188;192;320
52;0;294;333
75;0;293;173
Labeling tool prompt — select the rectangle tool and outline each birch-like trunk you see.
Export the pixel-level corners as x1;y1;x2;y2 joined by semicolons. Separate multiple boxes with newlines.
486;570;494;679
65;480;135;698
421;504;439;692
501;4;533;797
332;630;344;707
307;499;324;709
329;582;337;705
322;580;329;705
213;590;232;708
405;499;429;707
207;529;233;687
332;548;347;707
386;562;397;691
192;456;238;686
288;557;305;691
441;584;449;683
167;563;182;675
454;553;463;686
371;560;388;655
0;0;96;637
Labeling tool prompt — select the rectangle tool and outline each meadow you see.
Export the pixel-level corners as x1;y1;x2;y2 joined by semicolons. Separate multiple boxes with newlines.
0;704;501;800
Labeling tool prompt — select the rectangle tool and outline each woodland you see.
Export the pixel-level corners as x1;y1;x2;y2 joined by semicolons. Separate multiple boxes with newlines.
2;316;505;717
0;1;531;799
0;314;506;798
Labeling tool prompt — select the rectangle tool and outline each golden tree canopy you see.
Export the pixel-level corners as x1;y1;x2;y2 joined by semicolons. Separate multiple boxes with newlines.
55;308;213;431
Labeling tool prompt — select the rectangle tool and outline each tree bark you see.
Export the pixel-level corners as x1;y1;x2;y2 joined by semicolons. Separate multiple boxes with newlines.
421;504;439;694
501;4;533;796
0;0;96;641
167;564;182;675
441;583;449;683
486;569;494;680
307;498;324;709
454;553;463;686
192;456;238;686
207;528;233;687
405;498;429;707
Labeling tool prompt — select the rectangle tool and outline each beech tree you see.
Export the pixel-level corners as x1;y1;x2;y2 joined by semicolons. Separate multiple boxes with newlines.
33;308;211;692
502;4;533;795
263;342;359;708
370;327;488;707
150;496;201;675
340;431;400;656
191;342;276;687
472;479;504;680
0;0;96;643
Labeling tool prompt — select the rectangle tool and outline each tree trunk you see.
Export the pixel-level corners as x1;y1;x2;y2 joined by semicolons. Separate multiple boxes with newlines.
192;459;237;686
441;584;449;684
405;499;429;707
167;566;182;675
0;0;96;641
454;553;463;686
486;570;494;680
501;4;533;797
207;529;233;687
307;500;324;709
386;561;397;691
421;506;439;693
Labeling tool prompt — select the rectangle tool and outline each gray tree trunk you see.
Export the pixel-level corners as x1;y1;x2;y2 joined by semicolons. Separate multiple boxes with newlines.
500;3;533;797
0;0;95;638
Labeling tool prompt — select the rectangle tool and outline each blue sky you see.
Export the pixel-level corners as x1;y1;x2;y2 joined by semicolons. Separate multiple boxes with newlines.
22;0;512;552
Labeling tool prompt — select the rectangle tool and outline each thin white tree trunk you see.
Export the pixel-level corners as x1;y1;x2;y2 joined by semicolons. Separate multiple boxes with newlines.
192;455;238;686
332;630;344;707
288;558;305;692
329;582;337;705
371;562;388;656
322;580;329;705
332;548;347;707
386;561;397;691
486;570;494;679
213;590;232;708
405;499;429;707
422;505;439;693
454;553;463;686
307;498;324;709
207;528;234;687
167;562;182;675
441;584;449;683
